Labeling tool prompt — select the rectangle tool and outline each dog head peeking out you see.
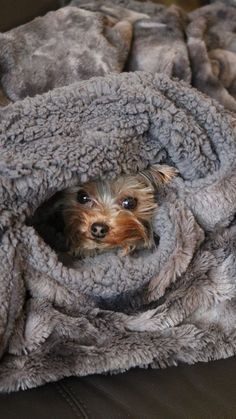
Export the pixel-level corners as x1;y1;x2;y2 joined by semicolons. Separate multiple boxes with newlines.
62;164;177;257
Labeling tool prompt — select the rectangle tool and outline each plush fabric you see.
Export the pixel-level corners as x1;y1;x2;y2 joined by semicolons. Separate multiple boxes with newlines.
1;0;236;393
1;1;236;110
0;6;132;100
188;1;236;111
73;0;236;111
1;71;236;392
72;0;191;82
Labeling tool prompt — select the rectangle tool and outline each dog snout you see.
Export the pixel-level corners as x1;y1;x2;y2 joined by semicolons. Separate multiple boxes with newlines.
91;222;109;239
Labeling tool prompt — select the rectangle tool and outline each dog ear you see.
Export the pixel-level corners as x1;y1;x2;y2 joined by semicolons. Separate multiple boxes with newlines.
140;164;178;188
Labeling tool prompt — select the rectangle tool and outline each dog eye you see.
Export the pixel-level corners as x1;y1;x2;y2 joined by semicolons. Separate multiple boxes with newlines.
121;197;137;210
77;190;91;205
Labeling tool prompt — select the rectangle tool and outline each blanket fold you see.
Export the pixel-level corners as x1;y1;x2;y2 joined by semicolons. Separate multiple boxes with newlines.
1;0;236;111
1;70;236;392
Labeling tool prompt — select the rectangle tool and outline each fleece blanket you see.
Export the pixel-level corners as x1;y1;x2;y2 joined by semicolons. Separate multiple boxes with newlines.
0;1;236;392
1;1;236;111
1;71;236;392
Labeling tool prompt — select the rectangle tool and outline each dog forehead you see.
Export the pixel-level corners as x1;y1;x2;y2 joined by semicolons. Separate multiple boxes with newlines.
111;176;147;194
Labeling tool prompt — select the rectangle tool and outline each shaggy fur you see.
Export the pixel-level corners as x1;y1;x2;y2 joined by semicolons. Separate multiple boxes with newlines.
0;6;132;100
1;1;236;110
1;0;236;393
1;71;236;392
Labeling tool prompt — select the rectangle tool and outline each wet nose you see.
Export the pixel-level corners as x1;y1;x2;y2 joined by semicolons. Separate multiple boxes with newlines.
91;222;109;239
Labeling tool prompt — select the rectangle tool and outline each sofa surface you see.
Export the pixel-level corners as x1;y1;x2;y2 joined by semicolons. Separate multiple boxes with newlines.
1;357;236;418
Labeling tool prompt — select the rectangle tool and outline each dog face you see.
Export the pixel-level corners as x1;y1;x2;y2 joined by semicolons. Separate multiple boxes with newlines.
62;164;177;257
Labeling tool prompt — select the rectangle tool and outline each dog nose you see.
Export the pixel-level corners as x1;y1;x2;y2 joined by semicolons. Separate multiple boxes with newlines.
91;223;109;239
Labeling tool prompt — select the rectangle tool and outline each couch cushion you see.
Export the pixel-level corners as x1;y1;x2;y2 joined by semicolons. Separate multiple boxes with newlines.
1;357;236;418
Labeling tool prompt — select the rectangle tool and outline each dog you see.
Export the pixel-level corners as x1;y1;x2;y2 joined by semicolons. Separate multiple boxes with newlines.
61;164;177;258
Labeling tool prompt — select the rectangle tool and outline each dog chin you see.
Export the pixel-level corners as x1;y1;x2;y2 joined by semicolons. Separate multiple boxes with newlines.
71;234;153;259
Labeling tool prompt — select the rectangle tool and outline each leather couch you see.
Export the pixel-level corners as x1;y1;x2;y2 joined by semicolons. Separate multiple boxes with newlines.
1;1;236;417
1;358;236;418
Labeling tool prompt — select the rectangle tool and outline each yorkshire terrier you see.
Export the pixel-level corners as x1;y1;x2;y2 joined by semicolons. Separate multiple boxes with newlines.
61;164;177;258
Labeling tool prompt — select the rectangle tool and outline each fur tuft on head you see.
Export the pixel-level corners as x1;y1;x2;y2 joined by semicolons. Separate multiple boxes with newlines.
139;164;178;189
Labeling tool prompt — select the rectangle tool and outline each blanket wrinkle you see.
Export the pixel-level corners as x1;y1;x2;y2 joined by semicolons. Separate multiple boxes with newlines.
0;6;133;101
1;69;236;391
1;1;236;393
0;1;236;110
146;200;205;301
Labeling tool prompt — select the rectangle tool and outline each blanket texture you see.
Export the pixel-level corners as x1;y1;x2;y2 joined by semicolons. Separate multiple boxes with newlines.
1;0;236;393
1;1;236;111
0;6;132;101
1;71;236;392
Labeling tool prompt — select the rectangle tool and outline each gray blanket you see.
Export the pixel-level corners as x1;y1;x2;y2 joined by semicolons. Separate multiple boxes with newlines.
1;0;236;110
1;71;236;392
1;1;236;393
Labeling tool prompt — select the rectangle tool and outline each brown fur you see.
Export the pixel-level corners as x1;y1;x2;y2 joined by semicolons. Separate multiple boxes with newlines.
62;164;177;257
